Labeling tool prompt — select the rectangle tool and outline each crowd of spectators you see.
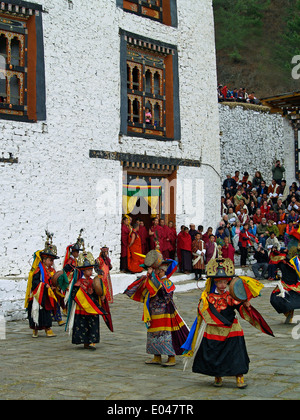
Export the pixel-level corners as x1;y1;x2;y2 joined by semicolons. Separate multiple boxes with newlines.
121;161;300;283
217;83;261;105
219;163;300;280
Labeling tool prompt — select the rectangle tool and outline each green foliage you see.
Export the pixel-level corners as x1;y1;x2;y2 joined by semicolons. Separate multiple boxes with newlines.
213;0;270;60
275;0;300;73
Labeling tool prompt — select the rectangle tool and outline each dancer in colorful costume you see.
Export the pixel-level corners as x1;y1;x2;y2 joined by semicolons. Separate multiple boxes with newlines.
95;246;113;303
124;249;189;366
270;245;300;324
65;249;113;350
182;254;274;388
25;232;67;337
63;229;84;276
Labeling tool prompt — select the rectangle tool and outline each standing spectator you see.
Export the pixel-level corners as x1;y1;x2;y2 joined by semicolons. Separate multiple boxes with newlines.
272;160;285;185
180;227;193;274
167;221;177;260
202;227;213;244
252;244;269;280
238;222;256;267
205;234;218;263
189;223;198;242
192;232;206;280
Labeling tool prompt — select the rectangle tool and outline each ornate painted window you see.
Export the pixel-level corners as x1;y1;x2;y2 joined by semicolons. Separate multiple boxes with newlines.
117;0;178;27
120;30;181;141
0;1;45;122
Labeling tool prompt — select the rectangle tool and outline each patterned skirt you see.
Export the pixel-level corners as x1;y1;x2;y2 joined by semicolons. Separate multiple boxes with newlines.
72;314;100;345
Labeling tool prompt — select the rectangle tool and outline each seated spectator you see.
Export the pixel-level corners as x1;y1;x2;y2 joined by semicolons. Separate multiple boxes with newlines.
266;220;280;238
232;170;240;185
265;208;278;224
273;198;286;215
248;92;260;105
287;209;299;224
287;196;300;213
231;220;243;251
260;199;271;218
235;198;248;215
227;207;238;225
257;218;268;248
248;219;257;237
256;181;268;205
241;172;252;190
222;174;237;196
253;208;263;225
248;199;257;218
234;188;244;208
284;221;295;247
277;208;287;239
252;244;269;280
252;171;263;189
221;196;227;216
266;232;280;252
221;236;235;263
238;208;250;225
268;179;280;205
278;180;289;204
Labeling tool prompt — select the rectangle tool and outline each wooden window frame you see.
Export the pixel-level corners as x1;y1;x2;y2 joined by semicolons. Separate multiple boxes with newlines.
120;30;181;142
117;0;178;27
0;1;45;123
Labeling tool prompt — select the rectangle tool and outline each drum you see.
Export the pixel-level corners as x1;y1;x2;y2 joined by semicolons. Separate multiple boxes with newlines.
93;276;103;297
144;250;163;268
51;270;64;287
229;277;248;302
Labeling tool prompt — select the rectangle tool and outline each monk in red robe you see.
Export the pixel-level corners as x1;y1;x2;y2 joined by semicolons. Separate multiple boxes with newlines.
121;216;130;272
149;217;164;251
167;221;177;260
128;223;144;273
180;227;192;273
138;220;149;255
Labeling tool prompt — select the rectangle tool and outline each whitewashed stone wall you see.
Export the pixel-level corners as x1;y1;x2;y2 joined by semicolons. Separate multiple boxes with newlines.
219;103;295;186
0;0;220;319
